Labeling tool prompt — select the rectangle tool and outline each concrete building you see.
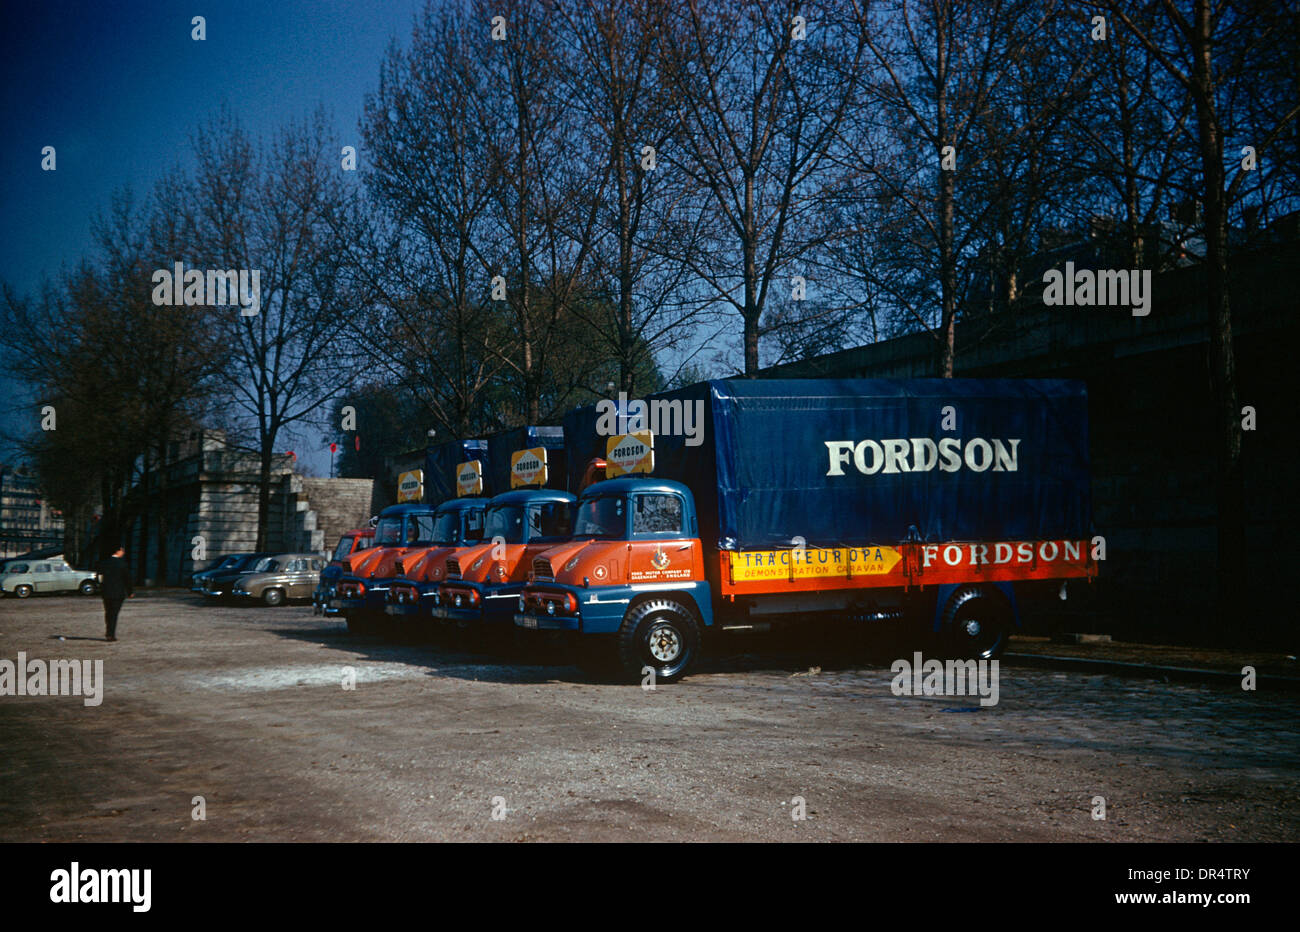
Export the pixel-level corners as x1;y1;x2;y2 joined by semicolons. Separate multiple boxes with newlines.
125;432;382;586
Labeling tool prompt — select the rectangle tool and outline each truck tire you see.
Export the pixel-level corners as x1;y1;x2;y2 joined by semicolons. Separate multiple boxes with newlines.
262;588;285;607
940;586;1010;660
616;599;701;684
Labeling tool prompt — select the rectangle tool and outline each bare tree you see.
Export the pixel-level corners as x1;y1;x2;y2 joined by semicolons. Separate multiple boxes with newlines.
188;109;366;549
357;1;514;439
660;0;865;374
840;0;1086;375
1095;0;1300;618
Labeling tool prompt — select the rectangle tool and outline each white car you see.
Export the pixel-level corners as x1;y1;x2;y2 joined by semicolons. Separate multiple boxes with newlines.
0;559;100;598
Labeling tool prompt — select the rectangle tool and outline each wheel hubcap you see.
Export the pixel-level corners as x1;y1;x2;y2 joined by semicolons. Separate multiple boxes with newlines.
648;624;682;663
964;617;982;638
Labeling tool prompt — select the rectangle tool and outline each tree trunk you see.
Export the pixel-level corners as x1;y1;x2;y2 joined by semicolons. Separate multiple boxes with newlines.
935;11;956;378
257;443;273;552
1191;0;1244;627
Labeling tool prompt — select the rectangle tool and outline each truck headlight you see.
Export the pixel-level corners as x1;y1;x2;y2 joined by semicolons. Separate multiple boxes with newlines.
518;596;525;612
546;600;556;616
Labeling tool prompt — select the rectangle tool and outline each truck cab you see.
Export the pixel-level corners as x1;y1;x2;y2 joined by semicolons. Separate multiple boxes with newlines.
336;504;441;633
314;527;375;616
374;497;488;628
515;477;713;681
416;488;575;628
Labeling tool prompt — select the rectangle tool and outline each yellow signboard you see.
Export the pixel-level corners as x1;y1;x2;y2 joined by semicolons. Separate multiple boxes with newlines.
456;459;484;497
510;447;549;489
606;430;654;477
729;546;903;582
396;469;424;503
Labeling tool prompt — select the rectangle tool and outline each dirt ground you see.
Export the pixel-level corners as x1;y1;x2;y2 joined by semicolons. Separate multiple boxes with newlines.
1;590;1296;842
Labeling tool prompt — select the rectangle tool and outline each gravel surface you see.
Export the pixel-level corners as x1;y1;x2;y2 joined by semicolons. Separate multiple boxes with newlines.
2;591;1296;842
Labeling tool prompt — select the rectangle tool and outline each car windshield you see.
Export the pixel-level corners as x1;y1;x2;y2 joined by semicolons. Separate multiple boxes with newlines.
484;505;527;544
217;555;241;569
573;496;625;539
250;557;278;572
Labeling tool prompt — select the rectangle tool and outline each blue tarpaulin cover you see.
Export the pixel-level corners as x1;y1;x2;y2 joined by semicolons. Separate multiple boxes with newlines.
485;425;567;495
423;438;488;505
571;379;1091;550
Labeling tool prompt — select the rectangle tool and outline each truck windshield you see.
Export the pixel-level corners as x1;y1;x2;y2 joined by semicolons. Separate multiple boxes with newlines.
374;517;403;545
333;537;355;561
484;506;527;544
574;496;625;539
529;502;573;540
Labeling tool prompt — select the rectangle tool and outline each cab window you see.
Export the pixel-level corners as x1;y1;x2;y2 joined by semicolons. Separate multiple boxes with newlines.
465;509;484;540
529;502;573;540
410;514;438;543
633;494;683;535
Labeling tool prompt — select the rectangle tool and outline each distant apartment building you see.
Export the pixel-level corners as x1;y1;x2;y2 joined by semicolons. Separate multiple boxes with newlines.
0;468;65;560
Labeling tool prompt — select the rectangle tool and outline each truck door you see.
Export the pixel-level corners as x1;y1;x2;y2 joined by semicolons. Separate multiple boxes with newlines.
627;492;695;584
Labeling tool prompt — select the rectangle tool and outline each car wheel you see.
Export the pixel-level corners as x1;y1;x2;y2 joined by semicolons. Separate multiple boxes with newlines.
15;585;33;599
79;580;97;596
262;588;285;607
616;598;701;684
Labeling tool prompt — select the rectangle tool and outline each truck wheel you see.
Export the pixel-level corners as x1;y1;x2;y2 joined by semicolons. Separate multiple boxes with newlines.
941;586;1010;660
262;588;285;607
15;585;33;599
617;599;701;683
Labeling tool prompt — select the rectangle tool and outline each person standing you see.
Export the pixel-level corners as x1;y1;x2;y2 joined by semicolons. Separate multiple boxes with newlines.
96;545;134;642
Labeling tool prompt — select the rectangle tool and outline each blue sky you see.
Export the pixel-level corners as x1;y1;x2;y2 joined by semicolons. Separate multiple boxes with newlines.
0;0;430;473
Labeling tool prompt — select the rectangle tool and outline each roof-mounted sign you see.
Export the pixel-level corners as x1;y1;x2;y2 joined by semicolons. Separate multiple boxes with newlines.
510;447;549;489
606;430;654;477
396;469;424;503
456;459;484;497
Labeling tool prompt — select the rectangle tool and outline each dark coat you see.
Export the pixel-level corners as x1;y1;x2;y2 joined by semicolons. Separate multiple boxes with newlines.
96;556;133;601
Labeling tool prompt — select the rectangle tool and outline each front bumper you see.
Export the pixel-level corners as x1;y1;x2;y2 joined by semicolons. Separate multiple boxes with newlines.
513;612;581;631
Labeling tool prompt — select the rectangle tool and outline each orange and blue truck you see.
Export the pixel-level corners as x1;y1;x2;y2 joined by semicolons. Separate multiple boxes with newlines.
313;526;375;616
513;379;1097;682
335;438;486;634
386;427;574;631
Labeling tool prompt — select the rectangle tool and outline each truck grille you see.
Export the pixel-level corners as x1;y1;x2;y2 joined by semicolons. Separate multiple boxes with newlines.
533;557;554;580
446;558;461;579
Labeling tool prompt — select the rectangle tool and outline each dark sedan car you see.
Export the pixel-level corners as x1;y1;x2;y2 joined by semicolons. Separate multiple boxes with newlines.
191;553;249;593
200;552;275;599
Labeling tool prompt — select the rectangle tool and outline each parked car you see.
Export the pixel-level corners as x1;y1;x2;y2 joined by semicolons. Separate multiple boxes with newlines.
0;558;99;598
314;528;375;616
232;553;327;606
191;553;250;592
201;552;275;598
